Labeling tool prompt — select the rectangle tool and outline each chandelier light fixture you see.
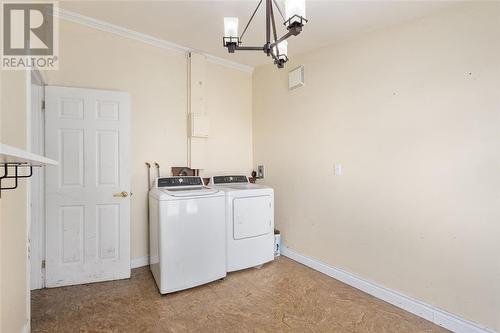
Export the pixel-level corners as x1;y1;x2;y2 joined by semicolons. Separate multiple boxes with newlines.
223;0;307;68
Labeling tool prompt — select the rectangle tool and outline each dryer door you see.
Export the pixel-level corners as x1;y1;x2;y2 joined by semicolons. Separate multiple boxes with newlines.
233;195;272;240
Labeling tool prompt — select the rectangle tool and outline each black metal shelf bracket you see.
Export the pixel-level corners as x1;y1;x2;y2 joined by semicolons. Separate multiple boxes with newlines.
0;163;36;197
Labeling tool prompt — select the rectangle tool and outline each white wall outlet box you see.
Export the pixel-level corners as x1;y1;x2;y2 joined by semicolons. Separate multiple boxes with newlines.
289;65;304;90
189;112;209;138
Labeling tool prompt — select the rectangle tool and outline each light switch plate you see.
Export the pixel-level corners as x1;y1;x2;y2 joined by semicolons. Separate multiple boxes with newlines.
335;163;342;176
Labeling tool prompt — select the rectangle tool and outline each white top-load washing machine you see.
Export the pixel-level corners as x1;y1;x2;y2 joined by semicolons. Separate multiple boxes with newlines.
149;176;226;294
210;175;274;272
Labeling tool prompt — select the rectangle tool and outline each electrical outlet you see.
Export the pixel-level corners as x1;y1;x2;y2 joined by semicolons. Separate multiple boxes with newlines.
258;165;265;178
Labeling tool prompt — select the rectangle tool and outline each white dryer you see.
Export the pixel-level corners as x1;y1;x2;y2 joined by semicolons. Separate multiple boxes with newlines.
210;175;274;272
149;176;226;294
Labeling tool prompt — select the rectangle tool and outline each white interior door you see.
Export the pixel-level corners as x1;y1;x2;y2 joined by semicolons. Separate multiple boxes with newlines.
44;86;130;287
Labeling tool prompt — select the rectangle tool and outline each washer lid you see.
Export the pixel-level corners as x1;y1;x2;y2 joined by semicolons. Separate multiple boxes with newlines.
161;187;220;197
223;183;263;190
213;182;272;191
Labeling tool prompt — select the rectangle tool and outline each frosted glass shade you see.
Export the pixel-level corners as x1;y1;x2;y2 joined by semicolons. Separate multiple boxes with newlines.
278;40;288;56
224;17;239;37
275;40;288;59
285;0;306;23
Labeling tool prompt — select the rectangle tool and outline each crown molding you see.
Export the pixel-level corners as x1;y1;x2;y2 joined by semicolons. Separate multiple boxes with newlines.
203;53;254;74
53;7;254;73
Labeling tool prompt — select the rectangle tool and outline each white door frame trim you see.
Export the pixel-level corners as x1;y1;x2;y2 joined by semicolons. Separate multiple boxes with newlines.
25;68;32;333
281;246;497;333
28;68;47;291
26;67;47;332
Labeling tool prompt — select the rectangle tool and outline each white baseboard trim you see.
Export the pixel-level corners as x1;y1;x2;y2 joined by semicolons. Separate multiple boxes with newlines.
281;246;497;333
22;320;30;333
130;256;149;269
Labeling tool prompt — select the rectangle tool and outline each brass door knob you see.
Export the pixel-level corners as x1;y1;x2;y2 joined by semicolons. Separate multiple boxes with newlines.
113;191;129;198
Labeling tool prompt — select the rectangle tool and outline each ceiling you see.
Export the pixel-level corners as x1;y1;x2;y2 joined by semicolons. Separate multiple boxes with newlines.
60;1;454;67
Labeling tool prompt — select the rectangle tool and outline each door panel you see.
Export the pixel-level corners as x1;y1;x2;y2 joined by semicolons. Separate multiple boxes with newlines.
233;195;272;240
96;100;120;120
60;206;84;264
59;98;84;119
97;204;120;260
45;86;130;287
60;129;84;187
96;130;119;186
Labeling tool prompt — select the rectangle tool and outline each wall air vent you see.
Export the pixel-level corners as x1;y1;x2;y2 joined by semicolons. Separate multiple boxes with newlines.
289;65;304;90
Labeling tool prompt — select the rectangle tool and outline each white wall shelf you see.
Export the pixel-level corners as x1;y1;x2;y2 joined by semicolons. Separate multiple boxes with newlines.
0;143;58;166
0;143;58;196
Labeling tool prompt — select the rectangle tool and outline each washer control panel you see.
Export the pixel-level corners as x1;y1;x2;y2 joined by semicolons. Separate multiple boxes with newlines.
212;175;248;184
156;176;203;188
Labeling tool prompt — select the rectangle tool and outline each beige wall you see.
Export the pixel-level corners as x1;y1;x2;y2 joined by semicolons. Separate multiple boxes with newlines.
203;62;253;176
253;2;500;331
0;70;29;333
45;20;253;259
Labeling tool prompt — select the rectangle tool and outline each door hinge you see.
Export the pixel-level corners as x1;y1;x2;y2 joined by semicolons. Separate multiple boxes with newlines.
41;260;46;269
41;100;46;111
